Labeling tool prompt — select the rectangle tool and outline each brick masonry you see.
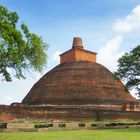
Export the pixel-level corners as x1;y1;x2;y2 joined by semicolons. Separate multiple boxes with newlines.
1;105;140;122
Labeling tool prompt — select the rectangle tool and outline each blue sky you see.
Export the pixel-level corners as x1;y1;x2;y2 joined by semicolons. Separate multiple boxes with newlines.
0;0;140;104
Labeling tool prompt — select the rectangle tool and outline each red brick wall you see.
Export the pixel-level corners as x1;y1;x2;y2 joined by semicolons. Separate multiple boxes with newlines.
75;49;96;62
60;50;75;64
60;48;96;64
1;105;140;122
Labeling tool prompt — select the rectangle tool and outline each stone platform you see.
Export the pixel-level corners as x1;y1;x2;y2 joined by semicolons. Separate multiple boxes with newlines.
0;105;140;122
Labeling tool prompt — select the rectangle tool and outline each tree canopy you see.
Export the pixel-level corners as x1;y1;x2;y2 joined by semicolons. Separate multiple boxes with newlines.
0;5;48;81
115;45;140;96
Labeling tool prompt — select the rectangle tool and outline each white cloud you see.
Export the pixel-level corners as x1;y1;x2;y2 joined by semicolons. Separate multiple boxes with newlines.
0;96;12;105
34;73;42;80
7;68;12;73
98;4;140;73
6;96;12;101
113;5;140;33
52;50;62;62
97;36;124;71
130;88;139;99
0;79;35;105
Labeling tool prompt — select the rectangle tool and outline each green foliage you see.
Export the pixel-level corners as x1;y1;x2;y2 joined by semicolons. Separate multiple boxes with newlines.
0;5;48;81
115;45;140;96
79;122;85;127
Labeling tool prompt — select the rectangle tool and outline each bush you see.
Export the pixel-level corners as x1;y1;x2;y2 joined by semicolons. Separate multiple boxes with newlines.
91;124;97;127
0;123;7;129
105;122;140;127
105;123;117;126
46;124;53;127
117;123;124;125
79;123;85;127
34;123;53;128
59;124;66;127
136;122;140;125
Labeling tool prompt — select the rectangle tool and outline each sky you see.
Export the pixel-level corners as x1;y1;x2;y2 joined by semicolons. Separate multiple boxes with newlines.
0;0;140;104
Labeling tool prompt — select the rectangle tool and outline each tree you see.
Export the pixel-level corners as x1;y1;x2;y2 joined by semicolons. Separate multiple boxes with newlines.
114;45;140;96
0;5;48;81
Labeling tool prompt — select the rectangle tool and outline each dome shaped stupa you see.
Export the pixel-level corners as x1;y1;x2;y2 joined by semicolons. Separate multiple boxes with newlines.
22;37;135;106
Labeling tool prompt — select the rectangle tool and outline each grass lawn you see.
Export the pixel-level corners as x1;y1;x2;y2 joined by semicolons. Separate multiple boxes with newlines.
0;128;140;140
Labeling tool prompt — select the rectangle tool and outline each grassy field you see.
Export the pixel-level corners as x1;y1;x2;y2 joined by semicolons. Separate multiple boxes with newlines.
0;128;140;140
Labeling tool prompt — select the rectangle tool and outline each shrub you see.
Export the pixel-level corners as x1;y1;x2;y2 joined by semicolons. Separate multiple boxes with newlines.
91;124;97;127
105;123;117;126
0;123;7;129
46;124;53;127
59;124;66;127
34;123;53;128
79;123;85;127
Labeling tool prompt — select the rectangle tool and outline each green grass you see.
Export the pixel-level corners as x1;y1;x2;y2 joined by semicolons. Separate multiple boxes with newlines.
0;128;140;140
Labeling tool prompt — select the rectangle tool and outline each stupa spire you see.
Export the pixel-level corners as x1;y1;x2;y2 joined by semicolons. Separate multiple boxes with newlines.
72;37;83;49
60;37;97;64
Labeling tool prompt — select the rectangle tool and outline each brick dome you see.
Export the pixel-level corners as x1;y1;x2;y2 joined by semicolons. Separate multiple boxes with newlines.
22;61;135;105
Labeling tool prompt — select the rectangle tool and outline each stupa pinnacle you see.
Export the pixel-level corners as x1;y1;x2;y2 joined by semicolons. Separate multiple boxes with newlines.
72;37;83;49
60;37;97;64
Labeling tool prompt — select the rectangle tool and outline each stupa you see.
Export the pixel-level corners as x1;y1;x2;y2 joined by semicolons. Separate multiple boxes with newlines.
1;37;140;122
22;37;135;106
